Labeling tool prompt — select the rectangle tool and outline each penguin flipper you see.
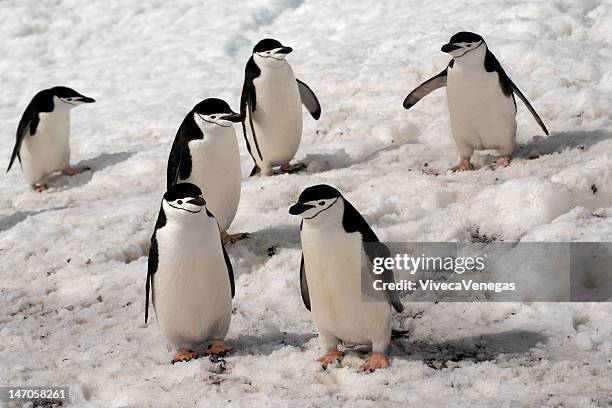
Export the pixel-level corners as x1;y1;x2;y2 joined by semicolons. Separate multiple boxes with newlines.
509;81;549;136
166;146;181;189
296;79;321;120
342;200;404;313
167;133;192;189
363;241;404;313
241;57;263;170
300;253;311;311
403;68;448;109
483;49;549;135
240;88;265;173
222;246;235;299
146;207;167;324
249;164;261;177
7;107;39;172
145;232;159;324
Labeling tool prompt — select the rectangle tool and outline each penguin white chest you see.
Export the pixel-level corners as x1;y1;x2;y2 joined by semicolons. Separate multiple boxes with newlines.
19;110;71;184
301;225;391;347
251;64;303;167
153;219;232;349
183;132;241;232
447;66;517;153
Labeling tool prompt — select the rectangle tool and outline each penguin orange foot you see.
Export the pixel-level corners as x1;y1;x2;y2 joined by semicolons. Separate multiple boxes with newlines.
489;156;511;169
32;183;47;192
317;348;344;367
207;340;232;355
63;165;90;175
361;352;389;372
221;231;248;244
172;348;198;364
451;159;475;172
280;162;306;174
206;340;232;354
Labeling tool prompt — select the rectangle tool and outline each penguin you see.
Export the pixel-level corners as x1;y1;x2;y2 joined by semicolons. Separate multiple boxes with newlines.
241;38;321;177
403;31;549;171
289;184;403;372
167;98;245;244
6;86;95;191
145;183;235;363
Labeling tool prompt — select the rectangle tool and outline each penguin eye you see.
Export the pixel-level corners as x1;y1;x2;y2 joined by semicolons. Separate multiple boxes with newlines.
177;200;183;205
211;116;217;119
319;201;325;206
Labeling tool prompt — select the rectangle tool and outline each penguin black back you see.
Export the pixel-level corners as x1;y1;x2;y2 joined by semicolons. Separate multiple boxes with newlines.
7;86;95;173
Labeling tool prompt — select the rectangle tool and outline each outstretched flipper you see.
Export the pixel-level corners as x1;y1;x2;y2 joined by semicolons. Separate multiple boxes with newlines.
484;49;549;136
509;81;549;135
296;79;321;120
403;68;448;109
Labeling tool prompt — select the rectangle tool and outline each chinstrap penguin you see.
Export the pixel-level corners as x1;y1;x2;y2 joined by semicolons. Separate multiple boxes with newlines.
289;185;403;372
403;31;549;171
145;183;235;363
167;98;245;244
7;86;95;191
241;38;321;176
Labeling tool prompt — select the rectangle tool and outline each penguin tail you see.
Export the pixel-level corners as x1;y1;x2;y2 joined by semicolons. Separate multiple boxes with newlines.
249;164;261;177
6;155;17;172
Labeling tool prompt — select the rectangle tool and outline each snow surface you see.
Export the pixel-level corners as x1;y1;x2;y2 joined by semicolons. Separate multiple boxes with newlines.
1;0;611;406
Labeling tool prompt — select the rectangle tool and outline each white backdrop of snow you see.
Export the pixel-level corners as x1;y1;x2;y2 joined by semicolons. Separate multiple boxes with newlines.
0;0;611;406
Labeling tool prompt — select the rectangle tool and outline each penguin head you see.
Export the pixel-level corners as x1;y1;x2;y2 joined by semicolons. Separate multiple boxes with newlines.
252;38;293;67
441;32;486;62
162;183;207;221
289;184;344;226
50;86;95;110
192;98;242;131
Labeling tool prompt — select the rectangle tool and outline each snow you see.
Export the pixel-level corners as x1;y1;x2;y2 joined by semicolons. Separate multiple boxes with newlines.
1;0;611;406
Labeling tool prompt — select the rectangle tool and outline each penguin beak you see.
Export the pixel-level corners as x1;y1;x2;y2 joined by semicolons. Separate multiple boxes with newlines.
222;112;242;123
187;197;206;206
77;96;96;103
441;43;461;53
276;46;293;55
289;202;314;215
